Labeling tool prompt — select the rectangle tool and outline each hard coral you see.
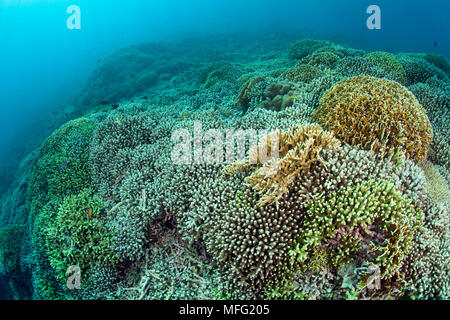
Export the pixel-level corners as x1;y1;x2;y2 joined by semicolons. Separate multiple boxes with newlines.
229;124;340;206
28;118;97;213
366;52;408;85
398;55;449;85
45;188;117;283
292;179;424;292
313;75;433;163
282;63;325;83
288;39;332;60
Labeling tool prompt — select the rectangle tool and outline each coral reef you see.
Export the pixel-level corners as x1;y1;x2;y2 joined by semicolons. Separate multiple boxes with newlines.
0;35;448;301
398;54;449;85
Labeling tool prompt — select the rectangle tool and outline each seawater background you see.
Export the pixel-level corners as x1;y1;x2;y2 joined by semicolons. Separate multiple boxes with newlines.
0;0;448;194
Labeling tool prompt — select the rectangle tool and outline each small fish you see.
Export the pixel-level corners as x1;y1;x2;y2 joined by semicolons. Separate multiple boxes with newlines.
116;115;126;122
75;139;81;145
434;41;439;48
72;246;77;251
61;160;68;170
88;208;92;219
290;94;299;99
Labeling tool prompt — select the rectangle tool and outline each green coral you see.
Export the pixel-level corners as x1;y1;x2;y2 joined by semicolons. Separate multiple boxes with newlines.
290;180;424;295
288;39;332;60
423;54;450;74
282;63;325;83
28;118;96;216
45;188;117;283
301;51;340;68
0;224;26;274
366;52;408;85
26;117;99;299
30;201;69;300
398;54;449;85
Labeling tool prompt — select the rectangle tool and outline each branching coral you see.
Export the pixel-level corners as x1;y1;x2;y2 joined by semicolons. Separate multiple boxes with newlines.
313;75;433;163
45;188;117;283
282;63;325;83
301;51;340;68
236;76;266;111
200;62;240;89
366;52;408;85
422;54;450;74
334;56;397;80
227;124;340;206
398;55;449;85
402;199;449;299
89;111;161;201
420;161;450;205
291;180;424;292
28;118;96;212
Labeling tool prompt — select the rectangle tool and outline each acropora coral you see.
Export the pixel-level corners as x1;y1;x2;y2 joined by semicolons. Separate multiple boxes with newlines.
313;74;433;163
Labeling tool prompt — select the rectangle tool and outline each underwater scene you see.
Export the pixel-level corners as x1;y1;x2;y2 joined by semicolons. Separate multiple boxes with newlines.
0;0;448;301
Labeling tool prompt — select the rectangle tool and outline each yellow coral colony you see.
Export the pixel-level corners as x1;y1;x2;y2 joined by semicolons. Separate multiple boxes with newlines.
226;124;341;207
313;75;433;163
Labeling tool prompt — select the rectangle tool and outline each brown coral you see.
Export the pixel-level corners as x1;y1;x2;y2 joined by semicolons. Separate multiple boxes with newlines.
236;76;266;107
313;75;433;163
282;63;324;83
226;124;341;207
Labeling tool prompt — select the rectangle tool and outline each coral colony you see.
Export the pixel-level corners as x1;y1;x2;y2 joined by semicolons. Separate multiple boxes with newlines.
0;37;449;300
